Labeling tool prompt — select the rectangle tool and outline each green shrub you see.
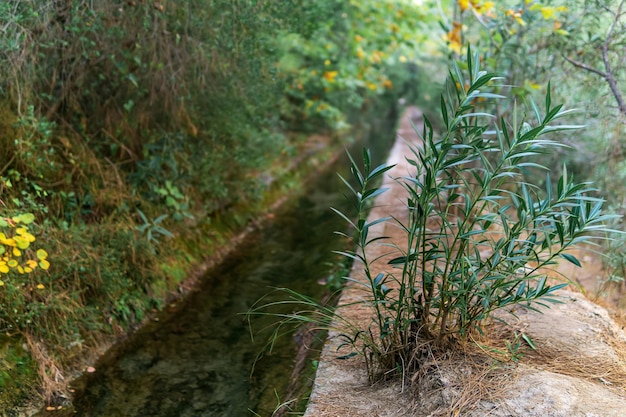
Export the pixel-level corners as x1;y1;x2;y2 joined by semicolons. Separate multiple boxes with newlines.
255;49;614;383
339;50;613;379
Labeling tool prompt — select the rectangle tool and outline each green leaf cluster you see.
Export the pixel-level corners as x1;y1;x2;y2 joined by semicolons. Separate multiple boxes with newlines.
332;48;614;379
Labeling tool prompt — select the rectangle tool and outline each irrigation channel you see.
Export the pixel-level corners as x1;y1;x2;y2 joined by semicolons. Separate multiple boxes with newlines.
61;122;397;417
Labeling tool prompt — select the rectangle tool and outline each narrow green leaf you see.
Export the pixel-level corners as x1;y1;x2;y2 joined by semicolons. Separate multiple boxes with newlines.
467;72;497;94
367;163;395;181
333;250;364;263
330;207;356;229
336;352;358;360
521;333;537;350
441;95;449;127
561;253;582;267
363;148;371;173
337;173;358;196
362;187;388;201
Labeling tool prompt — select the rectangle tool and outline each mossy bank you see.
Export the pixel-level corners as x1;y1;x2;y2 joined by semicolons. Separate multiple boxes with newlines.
0;1;438;413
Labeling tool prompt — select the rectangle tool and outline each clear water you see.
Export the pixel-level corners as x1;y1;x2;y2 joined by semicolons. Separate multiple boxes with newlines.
68;158;357;417
67;112;398;417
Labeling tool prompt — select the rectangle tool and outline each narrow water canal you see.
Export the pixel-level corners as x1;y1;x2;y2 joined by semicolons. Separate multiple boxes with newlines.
61;110;397;417
66;153;366;417
69;167;345;417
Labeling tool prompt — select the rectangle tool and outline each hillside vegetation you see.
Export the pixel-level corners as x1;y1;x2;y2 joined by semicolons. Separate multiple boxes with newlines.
0;0;440;410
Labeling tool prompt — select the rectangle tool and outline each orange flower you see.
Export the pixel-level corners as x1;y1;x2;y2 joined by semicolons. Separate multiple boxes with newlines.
475;1;495;16
506;9;526;26
446;21;463;54
323;71;338;82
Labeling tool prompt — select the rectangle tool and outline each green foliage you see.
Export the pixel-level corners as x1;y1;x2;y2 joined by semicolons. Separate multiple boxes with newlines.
336;51;612;379
135;210;174;254
0;336;36;411
0;0;446;408
444;0;626;294
0;0;434;220
257;50;614;384
0;223;161;340
0;211;50;318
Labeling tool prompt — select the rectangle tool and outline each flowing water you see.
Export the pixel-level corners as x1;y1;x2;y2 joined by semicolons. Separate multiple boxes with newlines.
66;115;397;417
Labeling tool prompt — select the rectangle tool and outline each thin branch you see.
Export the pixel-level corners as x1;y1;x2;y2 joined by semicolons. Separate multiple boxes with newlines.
470;8;501;53
602;0;626;118
562;55;607;78
564;0;626;119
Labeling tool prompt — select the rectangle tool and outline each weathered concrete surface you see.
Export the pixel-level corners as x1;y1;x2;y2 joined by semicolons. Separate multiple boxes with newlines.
304;107;626;417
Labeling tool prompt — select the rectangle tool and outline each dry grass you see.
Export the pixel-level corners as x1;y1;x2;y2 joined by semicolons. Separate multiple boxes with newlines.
404;311;626;416
24;332;67;406
522;334;626;392
405;338;516;417
473;317;626;394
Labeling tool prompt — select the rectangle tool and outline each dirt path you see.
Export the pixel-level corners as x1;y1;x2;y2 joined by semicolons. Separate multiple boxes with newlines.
303;107;626;417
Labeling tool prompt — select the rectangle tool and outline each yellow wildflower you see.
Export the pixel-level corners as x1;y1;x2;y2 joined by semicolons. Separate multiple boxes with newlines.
39;259;50;270
506;9;526;26
13;236;31;250
0;233;16;247
446;21;463;54
540;6;555;19
530;4;565;20
460;0;494;16
475;1;495;16
527;81;541;90
16;229;35;243
382;79;393;89
554;21;568;36
323;71;338;82
324;59;331;66
36;284;45;290
0;262;8;274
